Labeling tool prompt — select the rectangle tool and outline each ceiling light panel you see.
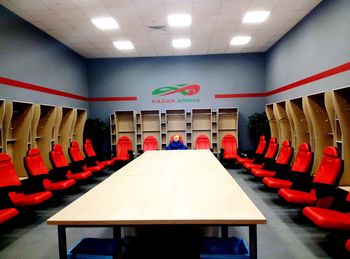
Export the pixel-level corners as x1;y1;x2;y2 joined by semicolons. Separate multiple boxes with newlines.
91;17;119;30
168;14;191;27
113;41;134;50
230;36;251;45
172;39;191;48
242;11;270;23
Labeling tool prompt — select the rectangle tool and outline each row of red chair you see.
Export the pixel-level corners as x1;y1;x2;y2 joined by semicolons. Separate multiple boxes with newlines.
235;135;350;254
0;139;117;225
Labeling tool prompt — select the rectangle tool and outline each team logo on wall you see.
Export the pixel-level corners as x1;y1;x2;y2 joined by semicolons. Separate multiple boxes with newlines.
151;84;200;104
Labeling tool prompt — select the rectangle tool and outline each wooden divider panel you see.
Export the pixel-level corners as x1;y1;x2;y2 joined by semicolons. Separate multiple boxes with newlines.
274;102;292;146
0;100;5;153
265;104;279;140
288;98;310;149
59;107;75;162
285;101;297;149
73;109;87;150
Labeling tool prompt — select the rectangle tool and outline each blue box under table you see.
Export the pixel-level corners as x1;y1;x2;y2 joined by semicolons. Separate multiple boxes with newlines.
200;237;250;259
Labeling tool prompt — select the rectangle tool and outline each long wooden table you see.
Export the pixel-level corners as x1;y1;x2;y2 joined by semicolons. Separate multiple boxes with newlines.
48;150;267;258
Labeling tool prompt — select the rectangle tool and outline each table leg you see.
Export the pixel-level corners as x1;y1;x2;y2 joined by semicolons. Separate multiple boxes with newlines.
113;226;121;239
249;225;257;259
221;226;228;238
58;226;67;259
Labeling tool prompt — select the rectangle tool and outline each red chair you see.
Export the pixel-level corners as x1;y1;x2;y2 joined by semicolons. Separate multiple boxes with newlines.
50;144;92;180
278;146;342;206
243;138;278;171
69;141;105;173
346;239;350;252
143;136;158;152
114;136;133;162
251;140;293;178
195;135;211;150
0;208;19;224
219;134;238;164
24;148;76;191
83;139;114;166
263;143;313;189
236;135;267;165
0;153;52;207
169;134;184;144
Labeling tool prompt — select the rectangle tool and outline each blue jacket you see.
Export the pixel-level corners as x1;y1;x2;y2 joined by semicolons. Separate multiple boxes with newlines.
166;141;187;150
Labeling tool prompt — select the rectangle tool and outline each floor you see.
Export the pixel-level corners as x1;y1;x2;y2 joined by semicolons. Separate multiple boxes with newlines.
0;166;349;259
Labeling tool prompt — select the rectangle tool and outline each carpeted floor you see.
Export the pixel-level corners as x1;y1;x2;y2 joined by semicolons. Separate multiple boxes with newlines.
0;166;349;259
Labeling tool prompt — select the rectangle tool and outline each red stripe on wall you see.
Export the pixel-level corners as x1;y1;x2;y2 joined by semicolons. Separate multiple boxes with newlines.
215;61;350;99
0;76;137;102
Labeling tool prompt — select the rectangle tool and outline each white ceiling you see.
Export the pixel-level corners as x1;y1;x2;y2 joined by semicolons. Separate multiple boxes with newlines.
1;0;321;58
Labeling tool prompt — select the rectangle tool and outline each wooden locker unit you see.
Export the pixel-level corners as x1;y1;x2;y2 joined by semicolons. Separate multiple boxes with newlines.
32;104;57;170
58;107;75;161
161;112;167;150
217;108;238;149
303;93;333;175
273;102;292;145
165;109;186;145
286;98;310;149
211;110;218;153
186;111;192;149
110;113;116;153
265;104;279;140
333;87;350;185
0;100;5;153
192;108;211;149
140;110;161;150
3;101;34;177
73;109;87;148
115;110;135;151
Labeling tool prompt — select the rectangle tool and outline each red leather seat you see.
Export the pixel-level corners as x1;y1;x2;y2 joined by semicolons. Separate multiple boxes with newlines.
24;148;76;191
50;144;92;180
143;136;158;151
114;136;133;161
220;134;237;159
243;138;278;171
195;135;211;150
251;140;293;178
0;153;52;207
237;135;267;164
263;143;313;189
279;146;342;206
0;208;19;224
346;239;350;252
69;141;105;173
84;139;114;166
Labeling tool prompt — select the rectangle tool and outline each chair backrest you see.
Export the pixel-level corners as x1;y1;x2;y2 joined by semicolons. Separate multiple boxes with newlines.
25;148;49;177
221;134;237;155
69;141;85;162
264;138;278;159
83;139;96;157
313;146;342;185
117;136;132;158
143;136;158;151
195;135;210;150
169;135;184;144
255;135;267;155
0;153;21;188
290;143;313;173
50;144;69;168
275;140;293;165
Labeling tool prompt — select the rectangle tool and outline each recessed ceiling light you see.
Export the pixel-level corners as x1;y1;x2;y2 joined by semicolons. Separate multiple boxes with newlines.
242;11;270;23
91;17;119;30
172;39;191;48
113;41;134;50
230;36;251;45
168;14;191;27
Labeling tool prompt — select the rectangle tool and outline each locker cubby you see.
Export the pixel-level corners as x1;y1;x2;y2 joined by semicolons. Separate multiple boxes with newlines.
273;102;292;146
3;101;34;177
333;87;350;185
115;110;135;150
58;107;75;162
217;108;239;149
73;109;87;149
303;93;333;175
166;109;186;144
192;108;212;147
140;110;160;150
266;104;279;140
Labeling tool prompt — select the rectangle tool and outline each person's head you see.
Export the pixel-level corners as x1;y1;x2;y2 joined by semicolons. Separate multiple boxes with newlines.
173;135;180;142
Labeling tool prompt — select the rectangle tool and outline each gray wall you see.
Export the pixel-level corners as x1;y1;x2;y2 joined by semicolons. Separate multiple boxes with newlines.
0;6;88;109
87;54;266;149
266;0;350;103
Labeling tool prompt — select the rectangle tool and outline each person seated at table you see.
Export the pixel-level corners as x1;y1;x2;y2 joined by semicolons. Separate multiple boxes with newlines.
166;135;187;150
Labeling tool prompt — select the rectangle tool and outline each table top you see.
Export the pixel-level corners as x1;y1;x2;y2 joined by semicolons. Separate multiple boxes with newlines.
47;150;267;226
